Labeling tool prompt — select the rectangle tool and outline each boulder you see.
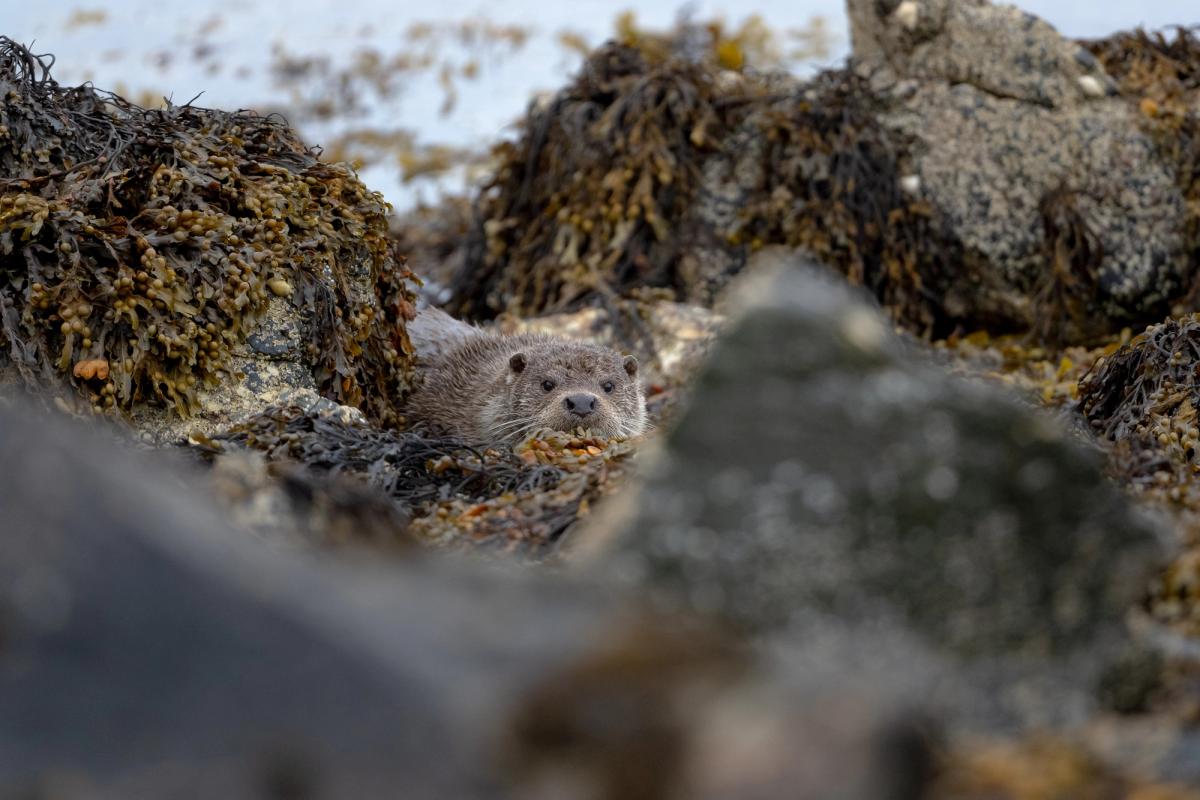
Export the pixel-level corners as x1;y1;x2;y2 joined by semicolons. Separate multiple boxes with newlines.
582;248;1167;730
0;399;623;797
847;0;1189;332
0;38;419;443
0;397;951;799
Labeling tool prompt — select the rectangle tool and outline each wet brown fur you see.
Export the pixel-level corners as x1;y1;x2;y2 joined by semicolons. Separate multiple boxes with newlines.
406;309;647;443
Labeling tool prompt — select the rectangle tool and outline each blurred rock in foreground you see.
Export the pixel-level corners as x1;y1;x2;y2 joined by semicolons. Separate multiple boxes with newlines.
582;247;1168;731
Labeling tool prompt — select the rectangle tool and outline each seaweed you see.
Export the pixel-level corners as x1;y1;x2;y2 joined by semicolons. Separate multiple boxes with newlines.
449;42;750;319
1077;315;1200;634
191;403;563;504
446;41;969;336
1078;316;1200;448
0;38;417;423
189;403;636;556
1085;27;1200;310
1032;187;1106;344
733;68;970;336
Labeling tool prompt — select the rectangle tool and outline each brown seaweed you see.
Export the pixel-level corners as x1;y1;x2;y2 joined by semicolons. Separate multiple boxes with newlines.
450;43;743;319
0;38;417;424
446;41;970;337
188;403;636;557
1085;26;1200;313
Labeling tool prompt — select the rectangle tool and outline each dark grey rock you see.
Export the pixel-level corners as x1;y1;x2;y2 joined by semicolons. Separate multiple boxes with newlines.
0;400;623;799
0;396;949;800
593;250;1167;731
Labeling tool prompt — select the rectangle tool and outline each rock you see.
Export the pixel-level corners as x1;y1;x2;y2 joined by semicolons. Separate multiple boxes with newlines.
0;399;633;797
846;0;1189;331
0;397;953;799
582;249;1166;730
0;39;418;444
848;0;1118;107
506;625;939;800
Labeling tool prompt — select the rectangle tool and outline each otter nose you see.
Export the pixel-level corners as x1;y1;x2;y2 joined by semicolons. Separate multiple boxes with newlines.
564;393;598;417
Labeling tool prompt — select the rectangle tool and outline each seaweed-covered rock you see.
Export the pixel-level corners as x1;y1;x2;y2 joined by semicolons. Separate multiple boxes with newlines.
448;39;958;332
450;42;746;320
447;11;1196;344
847;0;1190;336
584;248;1166;729
0;39;418;437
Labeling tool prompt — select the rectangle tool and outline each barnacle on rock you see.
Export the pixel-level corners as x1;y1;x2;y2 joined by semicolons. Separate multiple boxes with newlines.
0;38;418;424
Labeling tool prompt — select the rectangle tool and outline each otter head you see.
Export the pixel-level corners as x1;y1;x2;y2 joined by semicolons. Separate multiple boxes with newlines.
491;341;647;442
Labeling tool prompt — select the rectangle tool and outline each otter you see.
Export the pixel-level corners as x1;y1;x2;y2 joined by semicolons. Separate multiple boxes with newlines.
405;307;648;443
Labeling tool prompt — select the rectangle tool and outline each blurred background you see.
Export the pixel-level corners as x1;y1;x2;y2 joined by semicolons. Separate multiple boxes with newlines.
9;1;1190;211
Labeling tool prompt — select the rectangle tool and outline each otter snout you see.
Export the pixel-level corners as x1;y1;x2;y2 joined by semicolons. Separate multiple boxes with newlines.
564;393;598;418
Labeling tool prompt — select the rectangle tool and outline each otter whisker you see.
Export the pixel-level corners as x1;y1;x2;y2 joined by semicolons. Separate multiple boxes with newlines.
487;416;536;436
487;416;540;443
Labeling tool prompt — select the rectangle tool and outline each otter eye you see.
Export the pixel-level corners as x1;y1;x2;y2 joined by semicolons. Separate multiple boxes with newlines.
602;381;615;394
541;380;556;392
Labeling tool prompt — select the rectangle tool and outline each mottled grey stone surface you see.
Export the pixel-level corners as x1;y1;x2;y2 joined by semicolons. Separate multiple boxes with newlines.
848;0;1189;324
594;250;1167;730
848;0;1118;108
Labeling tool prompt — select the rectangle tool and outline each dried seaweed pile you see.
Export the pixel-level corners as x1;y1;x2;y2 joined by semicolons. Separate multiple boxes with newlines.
450;43;752;319
0;38;417;423
1077;315;1200;633
190;404;636;556
1086;26;1200;303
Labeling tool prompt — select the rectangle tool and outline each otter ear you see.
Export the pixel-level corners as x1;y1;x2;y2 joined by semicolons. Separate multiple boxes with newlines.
623;355;638;377
509;353;528;374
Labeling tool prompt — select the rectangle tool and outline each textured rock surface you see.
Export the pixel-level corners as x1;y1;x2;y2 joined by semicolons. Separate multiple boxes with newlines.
0;399;628;798
586;249;1167;730
126;297;324;443
0;398;955;799
847;0;1189;327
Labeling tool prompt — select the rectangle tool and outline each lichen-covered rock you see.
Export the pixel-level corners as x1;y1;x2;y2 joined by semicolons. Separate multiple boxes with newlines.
848;0;1120;107
0;39;419;440
583;249;1166;729
847;0;1190;335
